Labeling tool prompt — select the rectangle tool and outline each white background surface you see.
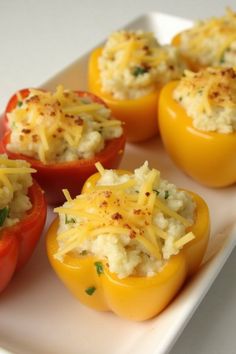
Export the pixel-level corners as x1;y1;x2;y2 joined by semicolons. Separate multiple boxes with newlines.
0;1;236;354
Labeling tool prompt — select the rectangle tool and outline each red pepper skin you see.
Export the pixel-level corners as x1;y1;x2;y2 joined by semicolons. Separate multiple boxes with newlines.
1;89;126;205
0;132;125;205
0;180;47;293
0;232;19;293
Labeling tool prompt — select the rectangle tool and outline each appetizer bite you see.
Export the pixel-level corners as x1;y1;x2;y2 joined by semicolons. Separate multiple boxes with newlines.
0;154;46;293
46;162;209;321
0;86;126;204
172;8;236;71
89;30;185;142
158;67;236;187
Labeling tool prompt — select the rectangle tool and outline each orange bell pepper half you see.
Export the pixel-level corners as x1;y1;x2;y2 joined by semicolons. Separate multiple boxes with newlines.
88;48;160;143
158;81;236;187
46;170;209;321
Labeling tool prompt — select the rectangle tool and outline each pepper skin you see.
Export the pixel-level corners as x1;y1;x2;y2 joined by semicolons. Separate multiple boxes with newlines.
1;90;126;205
158;81;236;187
0;180;47;293
46;171;209;321
88;48;160;143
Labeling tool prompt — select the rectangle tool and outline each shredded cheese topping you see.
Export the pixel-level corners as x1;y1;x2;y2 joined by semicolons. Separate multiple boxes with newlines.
54;162;196;278
7;85;123;164
174;67;236;133
178;8;236;67
98;30;185;100
0;154;35;229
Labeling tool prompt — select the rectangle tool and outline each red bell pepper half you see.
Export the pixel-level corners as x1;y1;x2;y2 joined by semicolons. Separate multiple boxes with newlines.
0;180;47;293
1;89;126;205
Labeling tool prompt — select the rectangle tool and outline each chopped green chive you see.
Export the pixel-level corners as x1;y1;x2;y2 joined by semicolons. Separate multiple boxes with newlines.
153;189;160;195
17;101;23;107
0;207;9;227
80;250;87;256
94;261;103;276
132;66;148;77
164;191;169;199
81;99;90;104
220;56;225;64
85;286;96;296
65;215;76;224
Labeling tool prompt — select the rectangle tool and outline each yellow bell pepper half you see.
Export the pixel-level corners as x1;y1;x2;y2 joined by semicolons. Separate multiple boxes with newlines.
88;48;160;143
158;81;236;187
46;171;209;321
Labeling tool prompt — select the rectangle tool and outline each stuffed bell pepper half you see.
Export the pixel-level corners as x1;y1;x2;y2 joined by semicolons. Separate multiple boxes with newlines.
0;86;126;204
89;30;185;142
159;67;236;187
46;162;210;321
0;154;46;293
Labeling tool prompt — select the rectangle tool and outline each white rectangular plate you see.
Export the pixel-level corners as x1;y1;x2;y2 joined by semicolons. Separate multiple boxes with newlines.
1;12;236;354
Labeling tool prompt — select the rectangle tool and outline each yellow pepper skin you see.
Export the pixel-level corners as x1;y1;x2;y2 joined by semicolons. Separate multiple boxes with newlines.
88;48;160;143
158;81;236;187
46;171;209;321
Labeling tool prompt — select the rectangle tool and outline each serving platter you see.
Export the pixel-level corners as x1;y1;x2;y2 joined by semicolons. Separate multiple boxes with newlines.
1;12;236;354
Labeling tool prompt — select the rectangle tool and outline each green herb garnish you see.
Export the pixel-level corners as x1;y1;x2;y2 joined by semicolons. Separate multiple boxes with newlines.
17;101;23;107
220;56;225;64
0;207;9;227
65;215;76;224
80;250;87;256
132;66;148;77
219;47;230;64
85;286;96;296
164;191;169;199
80;98;90;104
94;261;103;276
153;189;160;195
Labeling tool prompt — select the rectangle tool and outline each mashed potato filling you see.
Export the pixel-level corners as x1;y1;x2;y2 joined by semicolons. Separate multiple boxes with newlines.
99;30;185;99
54;162;196;278
0;154;34;229
178;8;236;67
7;86;123;164
174;67;236;133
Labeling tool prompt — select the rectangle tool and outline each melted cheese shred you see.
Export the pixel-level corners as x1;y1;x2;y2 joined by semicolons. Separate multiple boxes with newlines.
0;173;13;193
95;162;105;176
54;165;195;268
0;161;35;195
0;155;34;227
62;189;72;202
